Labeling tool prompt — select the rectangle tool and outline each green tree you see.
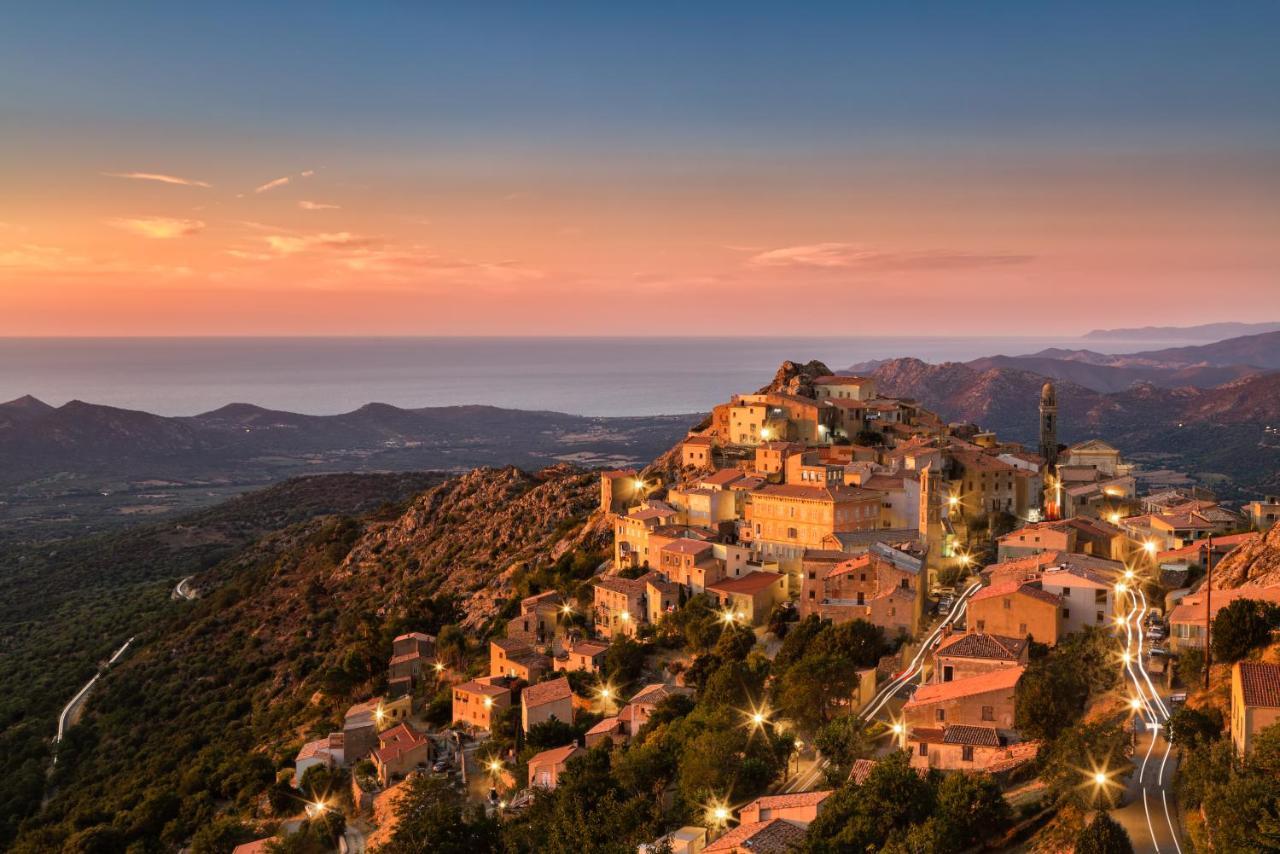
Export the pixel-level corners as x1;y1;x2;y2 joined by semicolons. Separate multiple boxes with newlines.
373;774;498;854
813;714;873;772
1166;706;1223;748
525;718;577;751
931;772;1011;851
1212;599;1280;663
803;751;936;853
1074;812;1134;854
1042;721;1128;810
602;635;648;686
190;817;256;854
1176;646;1204;688
775;654;858;732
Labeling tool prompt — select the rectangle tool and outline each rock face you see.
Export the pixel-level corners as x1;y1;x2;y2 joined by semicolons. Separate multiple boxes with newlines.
762;359;834;398
1211;525;1280;590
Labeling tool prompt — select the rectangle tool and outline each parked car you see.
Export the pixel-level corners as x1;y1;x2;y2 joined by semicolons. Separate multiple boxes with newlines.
432;759;450;773
1148;646;1170;658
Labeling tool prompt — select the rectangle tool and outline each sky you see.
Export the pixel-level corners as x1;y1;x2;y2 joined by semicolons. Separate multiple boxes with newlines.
2;2;1278;336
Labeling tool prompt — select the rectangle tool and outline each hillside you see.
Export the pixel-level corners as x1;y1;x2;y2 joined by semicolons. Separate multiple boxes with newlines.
1084;321;1280;341
866;359;1280;494
9;465;604;852
0;472;444;849
1211;523;1280;590
0;397;692;542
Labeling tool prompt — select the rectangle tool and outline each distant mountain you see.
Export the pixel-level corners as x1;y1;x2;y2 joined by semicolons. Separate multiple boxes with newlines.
965;354;1258;393
867;358;1280;494
1084;321;1280;341
0;397;696;539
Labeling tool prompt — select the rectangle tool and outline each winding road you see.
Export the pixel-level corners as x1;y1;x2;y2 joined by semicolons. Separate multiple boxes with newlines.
1113;580;1183;854
777;580;984;793
55;636;134;757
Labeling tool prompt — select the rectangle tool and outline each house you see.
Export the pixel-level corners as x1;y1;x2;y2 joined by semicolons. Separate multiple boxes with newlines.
755;442;807;476
592;575;650;638
1168;586;1280;653
388;631;437;683
554;638;610;674
371;722;432;786
506;590;566;651
737;790;832;827
948;450;1023;517
342;698;385;762
801;545;921;634
933;632;1029;683
1245;495;1280;531
706;570;788;626
1231;661;1280;758
902;665;1025;731
613;502;680;568
1038;565;1115;635
522;676;574;733
667;485;739;528
1060;439;1130;478
659;539;722;593
588;682;696;746
527;744;585;789
645;574;682;624
452;679;512;731
743;483;882;573
231;840;275;854
600;469;641;513
967;581;1062;645
682;435;715;470
490;638;550;681
294;732;344;787
704;818;808;853
641;827;708;854
812;374;877;401
908;724;1016;772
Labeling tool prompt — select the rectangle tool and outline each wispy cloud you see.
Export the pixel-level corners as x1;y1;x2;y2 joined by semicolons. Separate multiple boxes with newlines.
300;169;316;177
746;242;1032;271
254;176;291;194
103;171;212;188
108;217;205;239
263;231;381;255
298;200;340;211
0;244;92;271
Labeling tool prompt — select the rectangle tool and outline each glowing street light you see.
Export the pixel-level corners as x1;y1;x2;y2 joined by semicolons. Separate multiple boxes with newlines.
891;721;904;736
957;553;973;568
946;495;960;509
1093;771;1108;786
707;800;732;827
1129;697;1143;712
305;799;330;818
598;684;614;702
433;661;445;673
483;696;494;709
720;609;739;626
1142;540;1158;556
561;603;574;617
1109;512;1123;524
1115;582;1128;595
620;610;631;623
1123;568;1135;581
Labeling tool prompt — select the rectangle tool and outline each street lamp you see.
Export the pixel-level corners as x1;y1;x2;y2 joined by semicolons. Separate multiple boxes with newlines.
1142;540;1157;556
1129;697;1143;712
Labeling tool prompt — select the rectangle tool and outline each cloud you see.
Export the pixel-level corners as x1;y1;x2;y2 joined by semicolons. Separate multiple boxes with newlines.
108;217;206;239
0;244;92;271
298;200;340;211
254;176;291;194
747;242;1032;271
262;231;382;255
103;171;212;188
300;169;316;177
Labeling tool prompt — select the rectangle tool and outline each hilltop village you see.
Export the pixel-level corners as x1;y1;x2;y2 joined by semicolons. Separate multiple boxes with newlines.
239;364;1279;854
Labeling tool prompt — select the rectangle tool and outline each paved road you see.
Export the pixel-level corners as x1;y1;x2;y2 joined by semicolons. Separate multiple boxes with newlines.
55;637;134;760
172;576;198;601
1112;581;1183;854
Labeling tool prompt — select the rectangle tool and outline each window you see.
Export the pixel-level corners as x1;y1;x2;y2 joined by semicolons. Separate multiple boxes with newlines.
787;527;798;539
981;706;994;721
935;709;946;722
962;745;975;762
1095;590;1108;604
1003;598;1011;610
1062;608;1070;619
808;590;815;600
975;619;985;632
919;743;928;756
1019;622;1027;634
1096;611;1105;623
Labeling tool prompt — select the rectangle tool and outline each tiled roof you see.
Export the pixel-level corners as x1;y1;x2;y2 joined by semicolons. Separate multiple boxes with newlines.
707;570;785;595
1237;661;1280;708
522;676;572;708
1169;586;1280;624
942;724;1003;746
629;683;692;706
904;666;1026;708
848;758;877;785
663;538;715;556
593;576;647;596
1039;565;1111;590
683;435;714;446
586;715;622;735
569;639;610;656
813;375;873;385
951;450;1018;473
755;483;878;501
935;632;1027;662
527;744;582;768
742;790;832;811
455;680;510;697
703;468;747;487
393;631;435;643
704;818;808;853
970;580;1061;607
491;637;531;653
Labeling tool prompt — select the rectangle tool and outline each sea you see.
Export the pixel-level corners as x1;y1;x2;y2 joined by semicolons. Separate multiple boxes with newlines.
0;336;1184;418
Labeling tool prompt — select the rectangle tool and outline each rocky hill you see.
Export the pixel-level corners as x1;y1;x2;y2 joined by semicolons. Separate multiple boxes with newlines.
10;464;611;851
865;359;1280;494
1211;524;1280;590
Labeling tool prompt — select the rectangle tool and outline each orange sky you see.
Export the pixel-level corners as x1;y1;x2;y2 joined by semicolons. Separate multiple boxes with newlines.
3;5;1279;335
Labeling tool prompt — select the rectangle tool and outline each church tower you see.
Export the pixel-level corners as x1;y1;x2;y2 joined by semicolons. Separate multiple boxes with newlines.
1039;381;1058;469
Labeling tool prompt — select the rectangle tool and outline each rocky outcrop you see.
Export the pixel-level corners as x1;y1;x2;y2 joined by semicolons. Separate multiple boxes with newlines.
762;359;834;398
1211;524;1280;590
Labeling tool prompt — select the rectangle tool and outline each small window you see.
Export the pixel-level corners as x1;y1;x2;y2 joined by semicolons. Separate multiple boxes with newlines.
1062;608;1070;619
935;709;946;722
975;619;985;632
981;705;994;721
1003;598;1011;610
1018;622;1027;634
962;745;975;761
918;742;928;756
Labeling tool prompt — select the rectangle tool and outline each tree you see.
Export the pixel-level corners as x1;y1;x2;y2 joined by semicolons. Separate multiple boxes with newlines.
775;654;858;732
190;817;256;854
1074;812;1134;854
1042;721;1128;810
803;751;936;853
1176;647;1204;688
1212;599;1280;663
813;715;873;771
436;624;468;669
525;718;577;751
602;635;647;686
1166;706;1223;748
931;772;1011;851
373;774;498;853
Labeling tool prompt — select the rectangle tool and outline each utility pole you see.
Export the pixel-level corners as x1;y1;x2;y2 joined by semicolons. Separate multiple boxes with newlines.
1203;534;1213;692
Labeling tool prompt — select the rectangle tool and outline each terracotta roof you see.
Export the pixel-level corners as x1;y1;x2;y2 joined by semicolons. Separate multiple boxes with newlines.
663;539;715;556
232;841;274;854
935;632;1027;662
755;483;879;501
1169;586;1280;625
455;680;510;698
848;758;877;785
594;576;647;597
951;449;1018;473
703;468;747;487
491;637;531;653
827;554;872;578
393;631;435;643
586;716;622;736
1039;565;1111;590
569;639;610;656
629;683;692;706
1237;661;1280;708
862;474;905;490
296;737;333;763
708;570;786;595
813;375;873;385
704;818;808;853
374;722;429;764
904;666;1026;708
628;506;677;522
683;435;714;446
742;790;832;812
942;724;1003;746
522;676;572;708
970;580;1061;607
527;744;583;768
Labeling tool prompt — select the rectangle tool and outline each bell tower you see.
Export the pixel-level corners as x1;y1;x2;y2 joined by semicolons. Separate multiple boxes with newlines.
1039;381;1058;468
